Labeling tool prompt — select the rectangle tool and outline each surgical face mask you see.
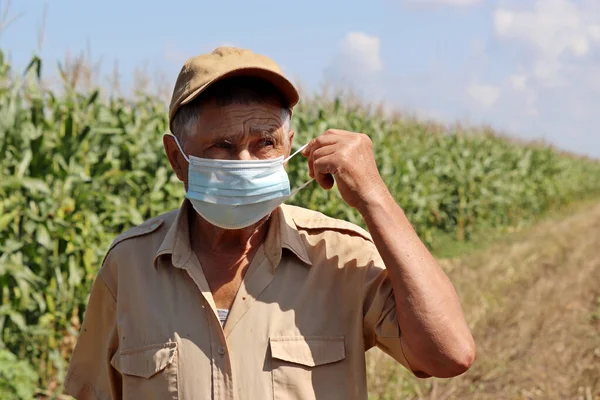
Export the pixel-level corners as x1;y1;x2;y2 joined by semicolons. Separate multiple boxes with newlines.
172;136;314;230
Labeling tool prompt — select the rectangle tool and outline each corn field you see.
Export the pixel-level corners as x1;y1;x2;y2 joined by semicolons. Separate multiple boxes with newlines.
1;50;600;398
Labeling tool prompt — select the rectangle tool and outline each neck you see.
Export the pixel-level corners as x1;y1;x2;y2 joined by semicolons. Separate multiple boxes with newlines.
190;212;270;254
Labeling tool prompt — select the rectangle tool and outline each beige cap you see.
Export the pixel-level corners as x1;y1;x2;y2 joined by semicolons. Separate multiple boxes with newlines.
168;46;299;133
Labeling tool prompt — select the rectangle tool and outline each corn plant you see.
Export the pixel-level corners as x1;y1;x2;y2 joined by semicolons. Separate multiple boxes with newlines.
1;50;600;396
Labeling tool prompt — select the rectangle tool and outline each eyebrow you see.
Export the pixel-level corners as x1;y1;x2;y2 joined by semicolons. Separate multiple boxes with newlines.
210;131;244;143
249;125;279;136
209;126;279;142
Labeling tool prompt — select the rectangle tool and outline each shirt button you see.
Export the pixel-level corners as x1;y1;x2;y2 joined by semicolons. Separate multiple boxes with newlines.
217;346;226;356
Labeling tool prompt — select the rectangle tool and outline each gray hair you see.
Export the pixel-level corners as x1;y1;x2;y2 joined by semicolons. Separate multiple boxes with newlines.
172;76;292;144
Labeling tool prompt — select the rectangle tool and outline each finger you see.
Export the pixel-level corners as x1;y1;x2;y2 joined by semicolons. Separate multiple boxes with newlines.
308;143;340;180
301;137;316;157
301;129;352;156
324;129;352;136
315;170;335;190
302;135;336;157
310;144;338;165
313;154;338;190
301;132;341;157
307;152;314;178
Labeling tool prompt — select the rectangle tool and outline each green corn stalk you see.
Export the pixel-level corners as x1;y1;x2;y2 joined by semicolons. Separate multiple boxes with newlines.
1;50;600;396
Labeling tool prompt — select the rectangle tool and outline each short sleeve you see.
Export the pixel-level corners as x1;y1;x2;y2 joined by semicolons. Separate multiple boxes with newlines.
64;274;121;400
362;249;414;373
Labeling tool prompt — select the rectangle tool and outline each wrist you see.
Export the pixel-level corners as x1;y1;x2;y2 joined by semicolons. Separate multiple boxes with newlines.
356;182;396;217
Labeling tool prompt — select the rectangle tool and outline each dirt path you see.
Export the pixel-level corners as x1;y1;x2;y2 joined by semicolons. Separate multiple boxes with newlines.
367;203;600;400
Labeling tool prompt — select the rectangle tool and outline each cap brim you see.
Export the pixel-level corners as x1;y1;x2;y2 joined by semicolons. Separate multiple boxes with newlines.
177;67;299;116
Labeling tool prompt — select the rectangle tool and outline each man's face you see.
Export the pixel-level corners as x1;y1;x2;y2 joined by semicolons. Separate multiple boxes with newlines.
165;98;294;191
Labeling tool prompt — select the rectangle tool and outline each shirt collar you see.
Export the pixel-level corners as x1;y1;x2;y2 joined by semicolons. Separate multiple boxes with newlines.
153;199;193;269
263;204;313;270
153;200;312;269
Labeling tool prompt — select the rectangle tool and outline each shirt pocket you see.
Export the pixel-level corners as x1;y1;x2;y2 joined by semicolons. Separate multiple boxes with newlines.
269;336;347;400
110;341;179;400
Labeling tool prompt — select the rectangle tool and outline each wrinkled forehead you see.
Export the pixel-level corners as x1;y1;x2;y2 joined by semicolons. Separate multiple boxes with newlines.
192;102;290;140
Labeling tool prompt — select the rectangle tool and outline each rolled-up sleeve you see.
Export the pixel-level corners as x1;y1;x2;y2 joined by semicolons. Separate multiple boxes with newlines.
362;249;413;373
64;273;121;400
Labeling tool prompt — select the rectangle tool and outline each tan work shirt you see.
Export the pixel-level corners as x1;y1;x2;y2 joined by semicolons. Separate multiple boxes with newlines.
64;200;413;400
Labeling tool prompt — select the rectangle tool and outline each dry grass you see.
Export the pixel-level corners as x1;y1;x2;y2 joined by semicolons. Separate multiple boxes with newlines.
367;202;600;400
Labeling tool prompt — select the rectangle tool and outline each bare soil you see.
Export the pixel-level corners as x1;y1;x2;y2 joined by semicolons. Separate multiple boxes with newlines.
367;202;600;400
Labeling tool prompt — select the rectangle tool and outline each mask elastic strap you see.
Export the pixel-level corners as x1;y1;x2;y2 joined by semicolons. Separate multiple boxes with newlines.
285;142;315;196
290;177;315;197
284;143;309;163
172;135;190;162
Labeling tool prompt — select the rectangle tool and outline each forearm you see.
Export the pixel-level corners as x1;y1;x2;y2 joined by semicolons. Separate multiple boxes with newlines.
358;189;475;378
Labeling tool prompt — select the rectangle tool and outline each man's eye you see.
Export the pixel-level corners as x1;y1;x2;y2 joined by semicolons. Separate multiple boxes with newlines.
214;142;232;149
261;139;274;147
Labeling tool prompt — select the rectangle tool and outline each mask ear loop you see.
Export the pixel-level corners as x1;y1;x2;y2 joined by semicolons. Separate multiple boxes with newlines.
285;143;316;196
172;135;190;162
284;143;309;163
290;178;315;196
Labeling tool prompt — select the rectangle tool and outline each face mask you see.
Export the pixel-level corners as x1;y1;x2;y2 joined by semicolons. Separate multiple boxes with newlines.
173;136;314;230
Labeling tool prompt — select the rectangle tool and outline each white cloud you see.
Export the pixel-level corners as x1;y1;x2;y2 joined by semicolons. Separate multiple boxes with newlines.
323;32;385;101
531;60;565;84
319;1;600;157
339;32;383;73
493;0;600;83
494;3;590;58
589;70;600;90
589;25;600;41
509;74;527;91
506;74;538;115
466;0;600;153
403;0;481;7
467;83;501;108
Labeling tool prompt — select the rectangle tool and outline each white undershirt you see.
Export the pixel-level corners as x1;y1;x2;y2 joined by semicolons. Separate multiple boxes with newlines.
217;308;229;326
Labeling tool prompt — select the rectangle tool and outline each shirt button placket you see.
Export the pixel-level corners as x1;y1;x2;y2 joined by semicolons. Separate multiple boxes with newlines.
213;341;231;400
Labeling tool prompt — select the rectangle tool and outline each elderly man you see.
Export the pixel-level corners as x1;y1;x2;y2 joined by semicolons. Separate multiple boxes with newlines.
64;47;474;400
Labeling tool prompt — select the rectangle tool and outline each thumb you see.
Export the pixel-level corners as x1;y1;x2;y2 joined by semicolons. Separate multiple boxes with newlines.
301;139;315;157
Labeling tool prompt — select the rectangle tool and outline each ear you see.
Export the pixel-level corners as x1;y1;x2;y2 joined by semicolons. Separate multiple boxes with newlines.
286;107;294;154
287;129;295;153
163;134;187;183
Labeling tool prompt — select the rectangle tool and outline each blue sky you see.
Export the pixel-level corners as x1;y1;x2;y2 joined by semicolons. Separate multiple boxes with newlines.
2;0;600;157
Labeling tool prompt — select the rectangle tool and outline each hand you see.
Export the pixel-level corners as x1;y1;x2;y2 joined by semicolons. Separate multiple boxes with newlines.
301;129;390;210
